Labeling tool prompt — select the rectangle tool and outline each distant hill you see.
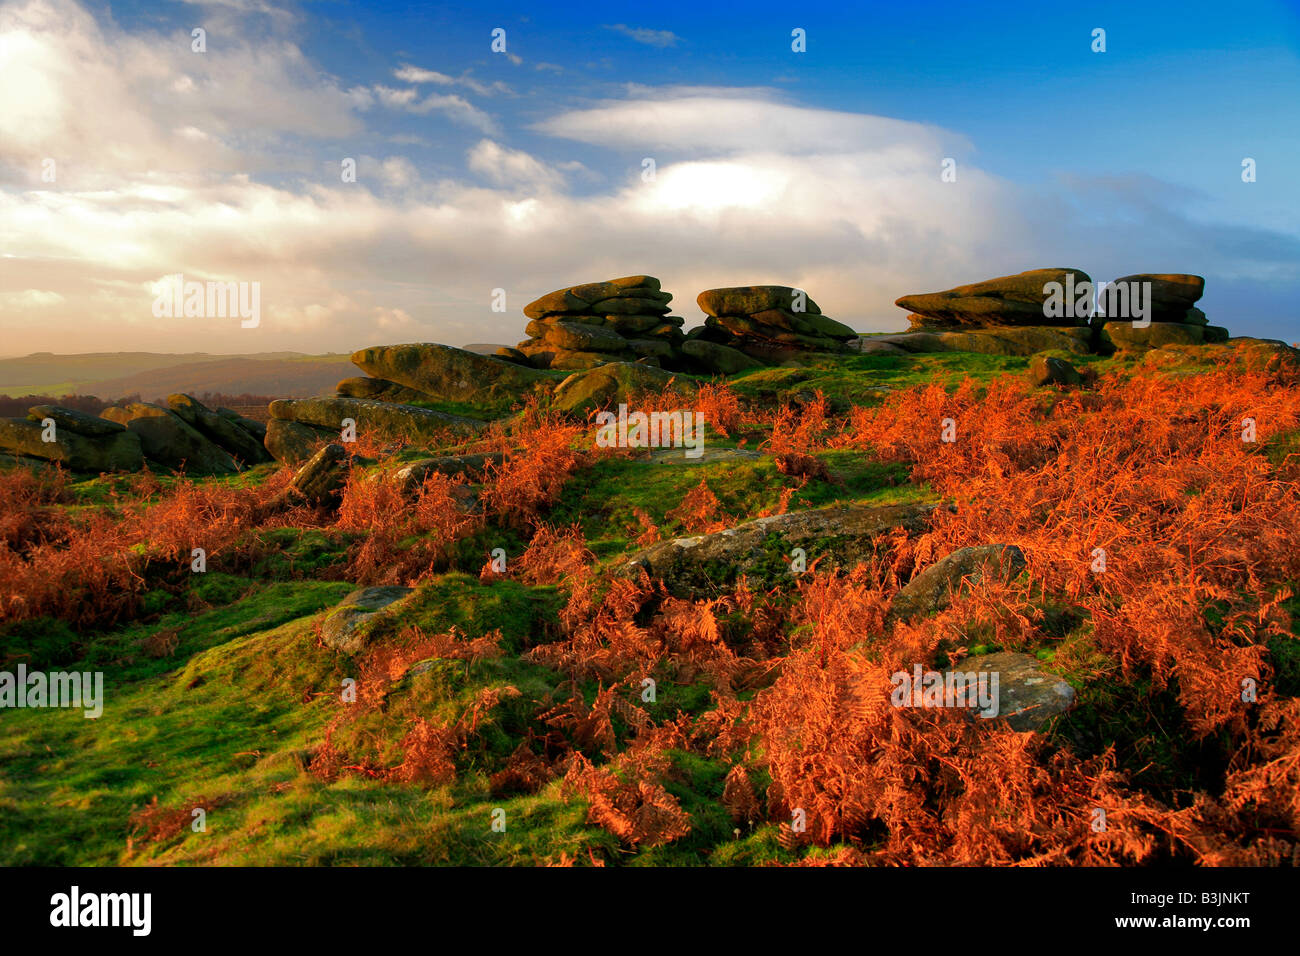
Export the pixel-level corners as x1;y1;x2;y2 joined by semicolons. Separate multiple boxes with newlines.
0;352;353;401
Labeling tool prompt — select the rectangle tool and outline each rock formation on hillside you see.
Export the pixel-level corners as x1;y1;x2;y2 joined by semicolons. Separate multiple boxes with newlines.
515;275;686;370
690;285;858;362
0;394;267;474
896;268;1093;329
874;268;1242;357
1095;273;1229;351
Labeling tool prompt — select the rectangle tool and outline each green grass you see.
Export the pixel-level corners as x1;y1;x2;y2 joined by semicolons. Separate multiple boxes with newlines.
3;342;1296;866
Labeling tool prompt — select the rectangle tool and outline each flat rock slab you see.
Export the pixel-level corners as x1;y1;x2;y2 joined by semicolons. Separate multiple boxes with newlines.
621;500;943;596
320;586;415;654
635;446;764;466
1102;321;1204;350
269;397;485;448
394;452;504;492
896;268;1092;328
350;343;550;403
949;651;1075;732
27;405;126;437
854;326;1093;356
697;286;823;317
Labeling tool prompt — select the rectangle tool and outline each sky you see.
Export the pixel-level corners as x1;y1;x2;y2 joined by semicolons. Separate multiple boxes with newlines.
0;0;1297;356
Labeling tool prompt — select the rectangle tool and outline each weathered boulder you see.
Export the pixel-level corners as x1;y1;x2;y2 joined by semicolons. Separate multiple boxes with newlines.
896;268;1092;328
551;362;690;418
289;443;351;506
853;326;1093;357
697;286;822;317
538;320;631;354
264;418;333;465
0;452;55;472
216;407;266;442
99;403;238;474
950;652;1075;732
697;286;854;354
320;586;415;654
167;393;271;465
621;501;943;596
268;397;485;448
1102;321;1204;351
0;417;143;472
681;339;765;375
393;452;504;493
350;343;550;404
524;275;663;319
494;346;532;366
336;376;436;405
888;545;1027;624
1028;354;1083;387
1103;273;1203;323
26;405;126;437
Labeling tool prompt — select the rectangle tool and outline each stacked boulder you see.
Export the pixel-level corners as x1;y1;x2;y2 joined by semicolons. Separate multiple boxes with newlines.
870;268;1095;356
691;286;858;363
1095;274;1229;351
514;275;686;370
0;394;269;475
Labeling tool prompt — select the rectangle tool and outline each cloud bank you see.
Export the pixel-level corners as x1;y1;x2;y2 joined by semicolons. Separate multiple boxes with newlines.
1;0;1295;357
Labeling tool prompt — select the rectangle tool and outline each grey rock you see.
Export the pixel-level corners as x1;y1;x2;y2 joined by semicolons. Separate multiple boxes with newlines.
950;651;1075;732
889;545;1027;624
320;586;415;654
621;501;943;596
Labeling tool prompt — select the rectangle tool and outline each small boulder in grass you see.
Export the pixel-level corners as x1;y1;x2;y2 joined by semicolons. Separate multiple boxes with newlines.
1028;354;1083;388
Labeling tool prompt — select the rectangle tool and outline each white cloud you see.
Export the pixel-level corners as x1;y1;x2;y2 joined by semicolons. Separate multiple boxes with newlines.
605;24;681;48
1;1;1295;356
0;288;64;308
394;64;455;85
467;140;565;189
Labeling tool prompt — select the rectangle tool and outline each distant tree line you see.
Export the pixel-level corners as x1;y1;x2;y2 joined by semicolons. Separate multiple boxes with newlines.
0;392;279;417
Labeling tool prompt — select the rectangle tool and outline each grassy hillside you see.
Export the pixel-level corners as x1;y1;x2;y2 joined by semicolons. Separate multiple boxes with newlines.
2;345;1298;866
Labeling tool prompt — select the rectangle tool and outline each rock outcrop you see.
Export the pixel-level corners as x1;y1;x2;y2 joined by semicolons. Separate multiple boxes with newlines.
516;275;686;370
167;393;271;466
99;402;239;474
694;286;857;357
265;396;485;463
348;343;551;404
854;326;1094;357
895;268;1093;329
1095;273;1226;352
620;501;944;596
0;410;143;473
551;362;691;418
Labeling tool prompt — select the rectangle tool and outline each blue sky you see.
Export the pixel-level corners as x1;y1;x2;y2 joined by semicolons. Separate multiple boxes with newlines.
1;0;1296;353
